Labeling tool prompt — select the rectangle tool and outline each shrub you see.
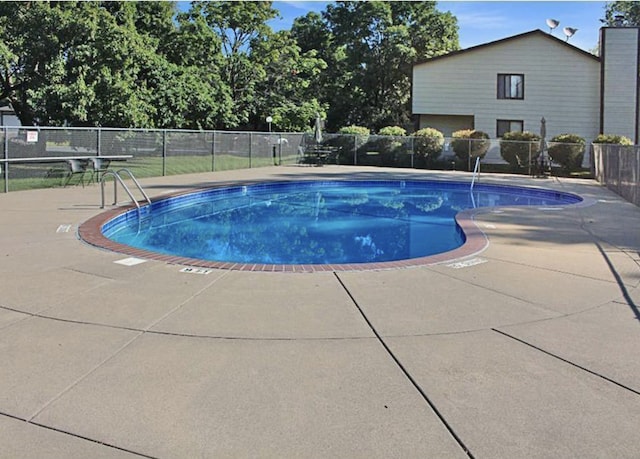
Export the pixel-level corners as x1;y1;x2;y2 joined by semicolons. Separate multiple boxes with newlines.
324;126;371;165
592;134;633;145
413;127;444;168
499;131;541;171
339;125;371;137
547;133;586;173
451;129;490;162
372;126;406;166
378;126;406;136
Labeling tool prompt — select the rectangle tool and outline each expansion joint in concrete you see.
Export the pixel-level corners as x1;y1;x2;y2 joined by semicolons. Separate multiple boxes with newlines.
333;272;476;459
492;328;640;397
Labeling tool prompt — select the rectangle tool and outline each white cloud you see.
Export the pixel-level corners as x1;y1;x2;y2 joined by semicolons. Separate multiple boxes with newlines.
274;1;329;13
454;10;512;30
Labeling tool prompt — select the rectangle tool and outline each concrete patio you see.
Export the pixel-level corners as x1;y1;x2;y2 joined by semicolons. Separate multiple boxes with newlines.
1;165;639;458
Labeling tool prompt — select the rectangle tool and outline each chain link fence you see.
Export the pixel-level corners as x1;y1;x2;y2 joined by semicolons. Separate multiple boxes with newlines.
0;126;593;192
593;143;640;207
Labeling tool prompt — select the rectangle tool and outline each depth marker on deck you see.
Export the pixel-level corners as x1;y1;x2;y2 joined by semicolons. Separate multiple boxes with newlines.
56;224;72;233
180;267;212;275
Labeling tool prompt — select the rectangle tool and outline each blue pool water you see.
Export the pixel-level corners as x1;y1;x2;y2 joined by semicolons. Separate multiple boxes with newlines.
102;180;581;265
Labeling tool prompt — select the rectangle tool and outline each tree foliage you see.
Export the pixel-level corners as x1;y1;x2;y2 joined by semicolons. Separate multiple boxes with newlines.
295;1;459;131
603;1;640;26
0;1;458;132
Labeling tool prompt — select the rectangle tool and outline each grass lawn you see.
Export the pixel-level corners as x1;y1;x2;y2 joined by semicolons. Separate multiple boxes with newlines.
1;151;592;192
1;153;300;192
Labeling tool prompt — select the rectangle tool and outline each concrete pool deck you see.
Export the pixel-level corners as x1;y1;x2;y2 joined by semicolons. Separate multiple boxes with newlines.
1;165;640;458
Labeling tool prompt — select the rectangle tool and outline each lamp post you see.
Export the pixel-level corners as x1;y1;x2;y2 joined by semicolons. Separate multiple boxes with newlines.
266;116;277;165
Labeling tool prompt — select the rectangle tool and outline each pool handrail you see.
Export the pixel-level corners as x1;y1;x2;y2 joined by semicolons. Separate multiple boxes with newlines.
470;156;481;191
100;168;151;210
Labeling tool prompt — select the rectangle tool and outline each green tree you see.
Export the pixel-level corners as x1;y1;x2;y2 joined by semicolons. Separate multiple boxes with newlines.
191;1;279;128
603;1;640;25
291;11;349;132
0;2;168;127
297;1;459;131
251;30;327;131
0;2;69;125
157;8;234;129
0;1;234;129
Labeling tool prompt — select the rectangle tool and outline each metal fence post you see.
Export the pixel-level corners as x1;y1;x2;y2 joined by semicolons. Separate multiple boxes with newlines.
162;130;167;176
211;130;216;172
635;147;640;206
617;145;621;194
249;133;253;168
410;136;414;169
353;135;357;165
3;126;8;193
97;128;101;157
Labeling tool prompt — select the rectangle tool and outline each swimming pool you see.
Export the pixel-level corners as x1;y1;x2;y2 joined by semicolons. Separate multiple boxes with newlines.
83;180;582;271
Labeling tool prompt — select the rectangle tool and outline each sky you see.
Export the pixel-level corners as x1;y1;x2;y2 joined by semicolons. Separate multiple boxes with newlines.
270;1;609;53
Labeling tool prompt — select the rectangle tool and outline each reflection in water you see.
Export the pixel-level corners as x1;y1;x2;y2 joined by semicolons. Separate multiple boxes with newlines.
104;181;580;265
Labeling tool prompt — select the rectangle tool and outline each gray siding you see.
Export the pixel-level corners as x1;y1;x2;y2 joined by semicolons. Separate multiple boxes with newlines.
413;32;600;143
601;28;640;143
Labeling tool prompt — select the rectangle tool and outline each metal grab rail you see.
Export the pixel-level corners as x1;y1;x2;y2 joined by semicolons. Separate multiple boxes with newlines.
470;156;481;191
100;168;151;209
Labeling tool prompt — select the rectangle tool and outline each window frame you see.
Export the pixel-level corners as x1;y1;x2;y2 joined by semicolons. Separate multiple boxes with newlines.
497;74;525;100
496;119;524;138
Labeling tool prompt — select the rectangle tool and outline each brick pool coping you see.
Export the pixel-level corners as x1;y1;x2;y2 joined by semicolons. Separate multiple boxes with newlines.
78;183;491;272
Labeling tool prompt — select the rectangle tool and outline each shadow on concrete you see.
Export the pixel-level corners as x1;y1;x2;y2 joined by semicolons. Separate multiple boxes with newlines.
595;241;640;322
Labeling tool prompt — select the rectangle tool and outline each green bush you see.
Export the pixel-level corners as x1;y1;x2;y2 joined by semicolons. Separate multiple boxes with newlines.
339;125;371;137
378;126;406;136
592;134;633;145
451;129;490;162
499;131;541;171
547;133;586;173
323;126;371;165
413;127;444;168
373;126;406;166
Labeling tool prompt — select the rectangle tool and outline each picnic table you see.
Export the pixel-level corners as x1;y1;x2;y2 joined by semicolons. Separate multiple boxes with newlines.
300;145;338;166
0;155;132;191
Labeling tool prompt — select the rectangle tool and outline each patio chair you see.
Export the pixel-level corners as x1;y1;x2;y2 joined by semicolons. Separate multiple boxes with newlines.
62;159;89;187
88;157;111;183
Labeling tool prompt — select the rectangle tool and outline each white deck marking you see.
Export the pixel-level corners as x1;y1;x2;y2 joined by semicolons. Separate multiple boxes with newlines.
56;224;72;233
447;258;488;269
114;257;147;266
